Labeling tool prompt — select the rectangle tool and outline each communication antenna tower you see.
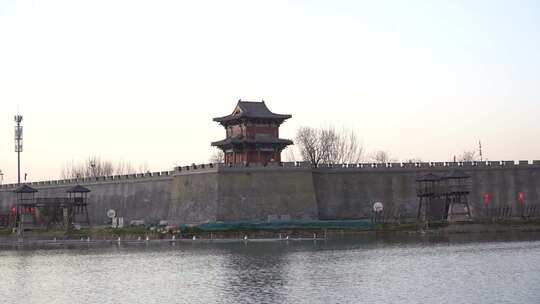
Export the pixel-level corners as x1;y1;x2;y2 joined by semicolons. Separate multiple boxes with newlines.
14;114;23;184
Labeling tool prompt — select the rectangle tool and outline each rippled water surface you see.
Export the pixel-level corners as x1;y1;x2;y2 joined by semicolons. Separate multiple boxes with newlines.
2;233;540;304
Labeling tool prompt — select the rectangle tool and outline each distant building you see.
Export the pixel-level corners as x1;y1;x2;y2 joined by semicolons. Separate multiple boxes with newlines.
212;100;293;165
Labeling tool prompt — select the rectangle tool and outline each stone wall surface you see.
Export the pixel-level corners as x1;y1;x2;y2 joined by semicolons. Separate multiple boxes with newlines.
169;169;219;223
313;170;416;219
313;164;540;220
0;176;173;225
0;162;539;225
217;167;318;222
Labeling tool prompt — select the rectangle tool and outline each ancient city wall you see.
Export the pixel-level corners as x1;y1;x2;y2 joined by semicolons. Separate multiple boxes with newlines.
1;161;539;225
216;166;319;222
0;171;174;225
169;166;219;223
314;161;540;220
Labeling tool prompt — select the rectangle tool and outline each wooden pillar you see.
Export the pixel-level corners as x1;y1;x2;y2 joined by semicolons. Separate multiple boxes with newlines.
465;195;472;219
85;203;91;227
417;197;423;220
17;205;23;237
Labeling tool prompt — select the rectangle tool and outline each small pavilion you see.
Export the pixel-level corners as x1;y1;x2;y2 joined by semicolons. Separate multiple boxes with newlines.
441;169;472;220
11;183;91;232
13;184;38;233
416;173;443;222
416;169;472;223
66;184;91;227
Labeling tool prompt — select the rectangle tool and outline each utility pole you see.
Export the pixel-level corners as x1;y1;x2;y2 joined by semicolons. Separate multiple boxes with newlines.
14;114;23;185
478;140;483;162
0;169;4;185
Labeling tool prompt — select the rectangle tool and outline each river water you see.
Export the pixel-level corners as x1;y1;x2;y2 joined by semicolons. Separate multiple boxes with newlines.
1;233;540;304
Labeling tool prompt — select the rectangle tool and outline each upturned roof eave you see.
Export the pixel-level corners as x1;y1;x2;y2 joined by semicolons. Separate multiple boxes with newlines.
213;100;292;124
212;114;292;124
13;184;38;193
211;138;294;147
66;184;91;193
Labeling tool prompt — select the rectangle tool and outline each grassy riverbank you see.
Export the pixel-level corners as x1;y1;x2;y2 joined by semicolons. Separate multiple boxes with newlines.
2;219;540;244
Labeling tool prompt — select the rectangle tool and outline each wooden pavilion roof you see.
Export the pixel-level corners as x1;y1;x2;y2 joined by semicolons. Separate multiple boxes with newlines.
213;100;291;125
66;184;91;193
416;173;441;182
13;184;38;193
211;137;293;147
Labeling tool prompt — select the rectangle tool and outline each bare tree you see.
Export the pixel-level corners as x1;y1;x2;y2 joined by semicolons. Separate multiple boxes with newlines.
61;160;76;179
295;125;364;166
282;146;297;162
370;150;396;164
329;127;364;164
457;150;478;162
138;162;150;173
61;156;112;178
61;156;140;178
318;126;339;164
296;126;321;166
116;160;136;175
405;157;423;163
209;149;224;163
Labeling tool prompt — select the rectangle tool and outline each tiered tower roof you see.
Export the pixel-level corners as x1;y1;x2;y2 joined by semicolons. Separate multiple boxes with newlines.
213;100;291;125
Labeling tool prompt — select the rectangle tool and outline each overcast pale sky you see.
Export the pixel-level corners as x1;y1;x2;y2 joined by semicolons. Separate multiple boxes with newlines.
0;0;539;183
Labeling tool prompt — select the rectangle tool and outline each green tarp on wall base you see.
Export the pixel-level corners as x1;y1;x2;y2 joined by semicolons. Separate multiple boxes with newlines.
195;219;375;231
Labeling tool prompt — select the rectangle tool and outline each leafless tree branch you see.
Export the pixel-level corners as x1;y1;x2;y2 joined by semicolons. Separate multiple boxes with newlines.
457;150;478;162
209;149;225;163
295;125;364;166
370;150;396;164
61;156;142;178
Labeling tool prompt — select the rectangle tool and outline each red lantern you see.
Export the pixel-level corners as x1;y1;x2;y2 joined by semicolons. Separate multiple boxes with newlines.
518;192;525;204
483;193;491;206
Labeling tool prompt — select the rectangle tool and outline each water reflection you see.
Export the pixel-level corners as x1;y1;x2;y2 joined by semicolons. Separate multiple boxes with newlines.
216;242;290;303
0;233;540;304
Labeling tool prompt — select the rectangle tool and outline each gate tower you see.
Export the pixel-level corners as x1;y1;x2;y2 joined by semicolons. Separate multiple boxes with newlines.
212;100;293;165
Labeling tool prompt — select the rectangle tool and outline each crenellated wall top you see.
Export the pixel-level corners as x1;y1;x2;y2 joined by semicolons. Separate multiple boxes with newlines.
173;160;540;173
313;160;540;170
2;160;539;190
0;170;174;191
